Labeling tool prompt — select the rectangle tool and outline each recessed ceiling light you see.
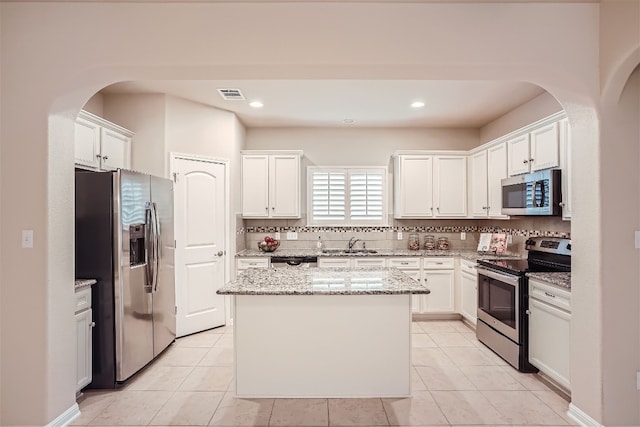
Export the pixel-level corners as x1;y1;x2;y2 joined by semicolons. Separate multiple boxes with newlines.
411;101;425;108
249;101;264;108
343;119;356;124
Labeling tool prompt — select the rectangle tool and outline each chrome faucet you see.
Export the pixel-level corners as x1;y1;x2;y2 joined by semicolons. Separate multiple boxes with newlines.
348;237;361;250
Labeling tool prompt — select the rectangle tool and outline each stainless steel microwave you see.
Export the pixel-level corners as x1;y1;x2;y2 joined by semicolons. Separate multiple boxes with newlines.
501;169;562;216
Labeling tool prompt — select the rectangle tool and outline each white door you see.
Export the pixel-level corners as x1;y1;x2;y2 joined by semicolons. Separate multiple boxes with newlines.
173;156;227;337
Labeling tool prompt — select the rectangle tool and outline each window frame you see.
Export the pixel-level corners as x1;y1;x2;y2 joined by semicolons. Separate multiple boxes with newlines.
307;166;388;227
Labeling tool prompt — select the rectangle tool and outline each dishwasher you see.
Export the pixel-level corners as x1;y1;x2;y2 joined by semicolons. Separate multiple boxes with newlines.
270;256;318;268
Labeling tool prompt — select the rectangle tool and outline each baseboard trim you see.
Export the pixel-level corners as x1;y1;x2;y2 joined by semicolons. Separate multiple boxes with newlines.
46;403;80;427
412;313;462;321
568;403;603;427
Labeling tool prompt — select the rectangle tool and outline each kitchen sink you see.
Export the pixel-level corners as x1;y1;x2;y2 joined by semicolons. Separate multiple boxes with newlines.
321;249;378;254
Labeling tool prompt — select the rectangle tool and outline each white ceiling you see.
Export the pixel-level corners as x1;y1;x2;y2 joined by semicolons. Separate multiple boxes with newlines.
103;80;546;128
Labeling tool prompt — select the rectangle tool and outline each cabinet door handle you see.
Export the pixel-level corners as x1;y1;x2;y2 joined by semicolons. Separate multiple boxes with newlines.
96;154;102;159
265;207;269;212
523;159;528;164
103;155;109;161
272;207;275;211
544;292;556;298
90;321;96;328
530;158;534;162
526;310;531;315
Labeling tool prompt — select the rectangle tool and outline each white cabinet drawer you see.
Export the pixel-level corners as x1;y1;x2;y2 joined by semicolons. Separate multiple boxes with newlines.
388;258;421;269
529;280;571;312
75;287;92;314
318;258;351;268
423;257;455;270
236;258;270;270
353;258;386;268
460;259;477;275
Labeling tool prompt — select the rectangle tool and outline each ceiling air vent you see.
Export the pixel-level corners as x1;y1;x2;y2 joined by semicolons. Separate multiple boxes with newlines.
217;88;245;101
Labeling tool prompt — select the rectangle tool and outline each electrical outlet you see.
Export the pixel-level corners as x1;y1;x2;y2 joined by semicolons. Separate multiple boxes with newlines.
635;231;640;249
637;371;640;390
286;231;298;240
507;235;513;244
397;231;403;240
460;232;466;240
275;232;281;240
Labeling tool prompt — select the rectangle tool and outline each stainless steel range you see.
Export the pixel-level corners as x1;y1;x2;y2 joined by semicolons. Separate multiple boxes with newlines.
475;237;571;372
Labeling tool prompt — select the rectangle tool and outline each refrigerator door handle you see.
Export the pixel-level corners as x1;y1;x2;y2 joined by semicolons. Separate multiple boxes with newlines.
152;202;161;292
145;203;155;293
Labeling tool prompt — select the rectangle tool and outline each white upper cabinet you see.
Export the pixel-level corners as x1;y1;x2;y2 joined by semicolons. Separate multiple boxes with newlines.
433;156;467;217
486;142;508;218
507;133;531;176
394;155;434;218
507;122;559;176
469;150;488;217
74;110;132;171
469;143;507;219
559;118;572;220
241;151;302;218
394;153;466;218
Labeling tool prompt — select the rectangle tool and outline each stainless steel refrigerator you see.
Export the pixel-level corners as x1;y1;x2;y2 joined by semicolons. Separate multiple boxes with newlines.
75;169;175;388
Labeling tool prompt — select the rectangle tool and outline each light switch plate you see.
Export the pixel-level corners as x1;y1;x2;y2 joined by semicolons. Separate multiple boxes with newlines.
460;232;466;240
397;231;403;240
507;235;513;244
286;231;298;240
275;232;281;240
635;231;640;249
22;229;34;248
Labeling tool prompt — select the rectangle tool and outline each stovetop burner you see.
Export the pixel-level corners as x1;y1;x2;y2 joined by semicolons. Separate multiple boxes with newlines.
477;237;572;276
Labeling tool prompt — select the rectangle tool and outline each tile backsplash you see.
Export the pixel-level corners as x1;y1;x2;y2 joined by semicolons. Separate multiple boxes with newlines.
239;216;570;255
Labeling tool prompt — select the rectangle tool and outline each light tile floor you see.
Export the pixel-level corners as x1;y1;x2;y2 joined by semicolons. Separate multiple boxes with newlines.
72;320;577;426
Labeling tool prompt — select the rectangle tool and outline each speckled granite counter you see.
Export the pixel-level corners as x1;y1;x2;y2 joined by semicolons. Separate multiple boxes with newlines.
75;279;97;291
527;272;571;290
237;248;523;259
236;248;453;257
218;267;430;295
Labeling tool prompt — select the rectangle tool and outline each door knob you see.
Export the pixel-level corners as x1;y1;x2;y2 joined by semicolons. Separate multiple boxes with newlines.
217;251;224;257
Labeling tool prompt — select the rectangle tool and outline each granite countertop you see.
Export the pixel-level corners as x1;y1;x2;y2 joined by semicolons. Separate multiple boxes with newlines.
526;272;572;290
217;267;430;296
236;248;522;260
75;279;97;291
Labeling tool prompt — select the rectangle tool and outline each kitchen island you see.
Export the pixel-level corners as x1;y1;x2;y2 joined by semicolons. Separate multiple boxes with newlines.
217;267;429;398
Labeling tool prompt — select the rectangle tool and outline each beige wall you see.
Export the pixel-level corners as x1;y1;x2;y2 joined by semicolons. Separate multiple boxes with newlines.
479;92;563;144
0;1;627;425
103;94;168;177
82;93;104;117
246;127;479;166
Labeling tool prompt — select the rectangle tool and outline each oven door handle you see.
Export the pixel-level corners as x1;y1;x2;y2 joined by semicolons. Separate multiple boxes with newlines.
476;266;520;286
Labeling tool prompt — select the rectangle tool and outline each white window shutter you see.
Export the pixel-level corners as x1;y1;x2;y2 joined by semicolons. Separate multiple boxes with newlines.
350;171;384;221
311;171;346;221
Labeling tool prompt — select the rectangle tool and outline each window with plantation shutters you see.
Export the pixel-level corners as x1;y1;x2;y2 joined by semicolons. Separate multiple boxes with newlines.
308;167;387;226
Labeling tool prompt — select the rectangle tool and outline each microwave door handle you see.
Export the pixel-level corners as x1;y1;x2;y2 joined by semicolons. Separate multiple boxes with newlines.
533;180;543;207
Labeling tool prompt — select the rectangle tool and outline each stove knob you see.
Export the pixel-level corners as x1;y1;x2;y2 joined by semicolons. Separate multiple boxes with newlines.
567;243;572;251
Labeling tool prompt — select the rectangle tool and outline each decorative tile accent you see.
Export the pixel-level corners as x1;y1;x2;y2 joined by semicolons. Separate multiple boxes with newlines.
244;225;570;238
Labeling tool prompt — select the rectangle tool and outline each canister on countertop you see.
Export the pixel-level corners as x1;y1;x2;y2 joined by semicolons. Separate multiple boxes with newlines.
408;233;420;250
423;235;436;250
437;237;450;250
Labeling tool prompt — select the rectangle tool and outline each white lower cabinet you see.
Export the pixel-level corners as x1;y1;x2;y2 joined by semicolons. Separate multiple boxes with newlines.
75;287;93;392
528;279;571;391
318;258;351;268
459;260;478;325
422;257;455;313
